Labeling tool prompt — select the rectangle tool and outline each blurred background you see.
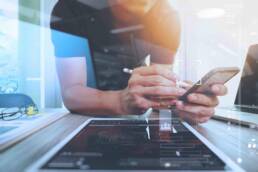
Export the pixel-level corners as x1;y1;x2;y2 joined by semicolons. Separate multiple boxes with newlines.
0;0;257;109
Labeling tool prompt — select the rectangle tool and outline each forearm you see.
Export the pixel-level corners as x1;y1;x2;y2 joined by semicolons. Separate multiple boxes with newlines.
62;85;123;116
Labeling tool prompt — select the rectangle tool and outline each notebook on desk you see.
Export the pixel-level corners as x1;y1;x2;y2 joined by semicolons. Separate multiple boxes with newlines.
215;44;258;127
0;109;68;151
27;109;244;172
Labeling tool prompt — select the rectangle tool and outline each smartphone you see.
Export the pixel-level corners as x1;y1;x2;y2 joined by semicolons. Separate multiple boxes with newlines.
179;67;240;102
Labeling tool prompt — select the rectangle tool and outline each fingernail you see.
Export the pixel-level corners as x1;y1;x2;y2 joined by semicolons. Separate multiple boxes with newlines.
179;89;185;94
171;100;177;104
212;86;220;92
156;103;161;107
189;94;196;101
176;101;184;108
174;74;180;80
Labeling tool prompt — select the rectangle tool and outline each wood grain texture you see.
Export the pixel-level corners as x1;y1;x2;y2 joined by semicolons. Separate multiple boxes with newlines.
194;120;258;172
0;112;257;172
0;114;89;172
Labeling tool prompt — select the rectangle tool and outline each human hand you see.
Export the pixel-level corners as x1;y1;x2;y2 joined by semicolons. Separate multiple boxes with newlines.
118;65;186;115
175;84;227;124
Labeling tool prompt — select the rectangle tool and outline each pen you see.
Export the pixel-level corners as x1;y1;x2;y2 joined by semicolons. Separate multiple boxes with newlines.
123;68;133;74
123;67;189;89
176;80;191;89
123;67;152;140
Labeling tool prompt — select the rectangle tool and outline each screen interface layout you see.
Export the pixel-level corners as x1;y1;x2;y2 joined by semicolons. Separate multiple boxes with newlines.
42;118;229;171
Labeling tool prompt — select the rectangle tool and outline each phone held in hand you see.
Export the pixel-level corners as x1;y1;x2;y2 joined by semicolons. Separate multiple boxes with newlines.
179;67;240;102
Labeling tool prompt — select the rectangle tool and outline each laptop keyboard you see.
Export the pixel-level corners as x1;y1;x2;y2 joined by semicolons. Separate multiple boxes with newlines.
233;106;258;114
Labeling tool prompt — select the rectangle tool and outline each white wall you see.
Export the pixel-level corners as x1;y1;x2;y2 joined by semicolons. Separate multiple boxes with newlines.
172;0;258;106
41;0;62;108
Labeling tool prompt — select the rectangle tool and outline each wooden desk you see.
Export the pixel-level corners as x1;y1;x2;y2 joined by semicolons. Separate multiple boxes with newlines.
0;113;257;172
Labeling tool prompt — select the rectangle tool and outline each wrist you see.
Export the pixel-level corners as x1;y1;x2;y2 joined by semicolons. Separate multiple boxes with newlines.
101;90;124;115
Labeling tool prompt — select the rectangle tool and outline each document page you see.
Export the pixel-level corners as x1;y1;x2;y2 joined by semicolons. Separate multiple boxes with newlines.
0;109;68;151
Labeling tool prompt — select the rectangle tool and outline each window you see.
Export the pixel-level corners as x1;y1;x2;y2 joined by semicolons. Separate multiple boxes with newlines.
0;1;19;94
0;0;62;109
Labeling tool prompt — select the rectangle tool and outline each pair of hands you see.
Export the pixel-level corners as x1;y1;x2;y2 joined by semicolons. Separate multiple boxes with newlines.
118;65;227;124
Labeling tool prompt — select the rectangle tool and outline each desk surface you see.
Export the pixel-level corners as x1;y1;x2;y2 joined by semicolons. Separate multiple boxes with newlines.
0;113;257;172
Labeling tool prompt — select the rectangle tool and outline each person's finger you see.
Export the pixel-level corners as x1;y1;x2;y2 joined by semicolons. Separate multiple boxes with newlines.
134;86;186;97
182;80;194;90
129;75;176;87
210;84;228;96
150;99;177;109
131;95;160;111
174;109;200;124
198;116;212;123
185;80;194;85
175;109;212;124
187;93;219;107
131;96;178;111
133;65;178;81
176;101;215;117
150;95;182;101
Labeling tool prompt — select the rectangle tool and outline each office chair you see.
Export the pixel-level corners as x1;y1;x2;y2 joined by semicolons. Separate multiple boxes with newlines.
0;93;37;108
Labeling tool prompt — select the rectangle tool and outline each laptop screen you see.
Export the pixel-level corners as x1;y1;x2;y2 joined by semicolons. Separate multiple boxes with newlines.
235;44;258;107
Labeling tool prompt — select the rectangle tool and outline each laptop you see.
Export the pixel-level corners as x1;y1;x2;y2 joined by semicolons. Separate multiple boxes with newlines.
27;110;244;172
215;44;258;127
